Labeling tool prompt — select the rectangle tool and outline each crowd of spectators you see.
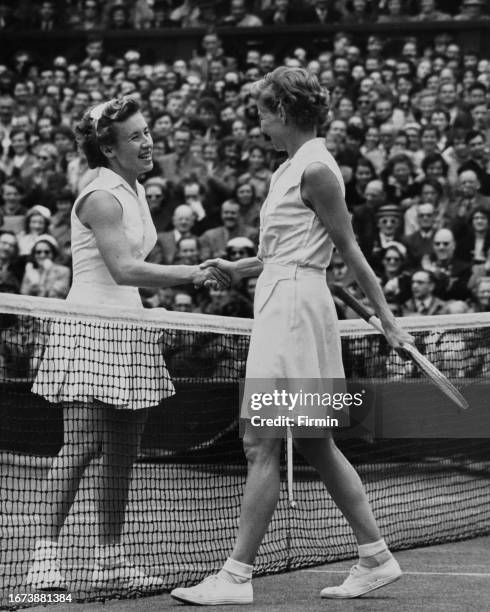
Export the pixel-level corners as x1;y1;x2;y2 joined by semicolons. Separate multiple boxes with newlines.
0;15;490;327
0;1;489;31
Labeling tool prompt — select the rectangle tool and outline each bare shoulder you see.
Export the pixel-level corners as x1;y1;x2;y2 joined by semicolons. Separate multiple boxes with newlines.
77;190;123;228
301;162;344;208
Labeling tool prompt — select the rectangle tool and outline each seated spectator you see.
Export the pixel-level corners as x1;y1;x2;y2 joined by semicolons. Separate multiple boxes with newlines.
24;143;67;210
159;126;207;186
201;284;253;317
199;200;256;260
370;204;404;270
459;130;490;195
179;177;212;232
454;207;490;263
402;270;446;316
225;236;256;262
339;0;375;24
156;204;198;264
297;0;341;23
448;169;490;222
20;235;70;298
404;203;438;266
455;0;490;21
377;0;408;22
238;144;272;204
220;0;263;26
442;128;470;188
1;179;27;234
145;287;177;309
2;128;37;181
441;300;471;315
437;81;473;130
0;231;23;293
382;154;418;206
17;205;52;258
411;0;450;21
172;291;196;313
421;228;472;301
73;0;102;30
345;157;377;211
471;276;490;312
49;188;73;249
107;4;131;29
206;136;242;201
144;1;175;28
232;180;261;229
174;236;201;265
377;242;412;314
352;179;386;255
170;0;216;27
359;126;386;175
144;177;174;233
261;0;298;25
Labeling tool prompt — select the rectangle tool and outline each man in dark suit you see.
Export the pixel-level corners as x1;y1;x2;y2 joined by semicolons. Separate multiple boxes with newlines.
422;229;472;301
159;126;207;186
199;200;257;261
458;130;490;195
30;1;64;30
403;203;437;266
402;270;446;316
156;204;198;264
261;0;301;24
295;0;341;23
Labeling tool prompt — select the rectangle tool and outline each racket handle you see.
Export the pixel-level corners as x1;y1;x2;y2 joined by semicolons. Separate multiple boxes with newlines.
331;285;384;334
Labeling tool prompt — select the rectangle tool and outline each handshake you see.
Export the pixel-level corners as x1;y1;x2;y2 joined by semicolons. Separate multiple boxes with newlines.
193;258;239;290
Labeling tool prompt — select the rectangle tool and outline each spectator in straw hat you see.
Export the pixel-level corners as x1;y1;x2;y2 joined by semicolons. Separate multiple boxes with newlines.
370;203;404;271
16;205;52;257
455;0;490;21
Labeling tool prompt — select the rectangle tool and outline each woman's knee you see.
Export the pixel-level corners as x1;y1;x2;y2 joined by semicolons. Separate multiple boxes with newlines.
242;430;281;466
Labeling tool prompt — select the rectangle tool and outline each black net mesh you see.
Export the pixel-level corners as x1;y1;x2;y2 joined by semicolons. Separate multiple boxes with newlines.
0;294;489;608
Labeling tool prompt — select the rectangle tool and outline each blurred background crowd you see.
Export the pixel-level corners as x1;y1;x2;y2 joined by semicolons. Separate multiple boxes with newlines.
0;0;489;321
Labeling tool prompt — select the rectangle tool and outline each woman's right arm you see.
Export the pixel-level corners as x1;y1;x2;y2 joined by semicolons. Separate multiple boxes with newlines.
80;191;227;288
200;256;263;284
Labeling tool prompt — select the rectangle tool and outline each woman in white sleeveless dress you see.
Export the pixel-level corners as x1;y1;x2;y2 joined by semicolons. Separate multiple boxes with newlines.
26;97;226;591
171;68;415;605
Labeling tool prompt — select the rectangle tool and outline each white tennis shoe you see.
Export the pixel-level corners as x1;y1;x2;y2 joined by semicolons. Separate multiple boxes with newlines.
320;557;402;599
25;556;66;591
171;575;253;605
91;559;164;591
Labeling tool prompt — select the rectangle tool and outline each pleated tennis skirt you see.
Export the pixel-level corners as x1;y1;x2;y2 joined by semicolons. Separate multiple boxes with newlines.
242;263;345;419
32;282;175;410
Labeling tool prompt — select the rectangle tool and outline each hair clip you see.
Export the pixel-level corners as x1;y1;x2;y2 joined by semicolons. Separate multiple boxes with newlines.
89;101;109;132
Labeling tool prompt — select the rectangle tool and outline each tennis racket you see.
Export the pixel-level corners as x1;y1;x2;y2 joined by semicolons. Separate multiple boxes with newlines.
331;285;469;411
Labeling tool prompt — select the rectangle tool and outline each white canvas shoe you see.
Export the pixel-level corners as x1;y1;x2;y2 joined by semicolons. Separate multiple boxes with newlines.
320;557;402;599
91;558;164;590
171;575;253;605
26;556;66;591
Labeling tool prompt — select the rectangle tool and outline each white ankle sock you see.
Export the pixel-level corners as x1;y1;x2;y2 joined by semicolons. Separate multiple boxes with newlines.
217;558;253;584
358;538;392;568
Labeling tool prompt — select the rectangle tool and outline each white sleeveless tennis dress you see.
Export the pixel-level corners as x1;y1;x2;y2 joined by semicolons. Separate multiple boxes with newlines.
32;167;175;409
242;139;346;416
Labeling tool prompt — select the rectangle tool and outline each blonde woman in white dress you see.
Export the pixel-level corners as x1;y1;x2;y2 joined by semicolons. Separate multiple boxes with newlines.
26;97;227;591
171;68;414;605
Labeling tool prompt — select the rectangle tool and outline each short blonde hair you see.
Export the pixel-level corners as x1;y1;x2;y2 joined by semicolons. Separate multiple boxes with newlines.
251;67;329;130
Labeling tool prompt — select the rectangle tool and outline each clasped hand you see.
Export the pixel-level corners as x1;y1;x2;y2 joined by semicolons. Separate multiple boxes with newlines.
194;258;237;289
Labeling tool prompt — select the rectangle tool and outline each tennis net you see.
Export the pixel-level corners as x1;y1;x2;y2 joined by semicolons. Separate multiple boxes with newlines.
1;293;489;608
